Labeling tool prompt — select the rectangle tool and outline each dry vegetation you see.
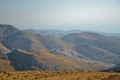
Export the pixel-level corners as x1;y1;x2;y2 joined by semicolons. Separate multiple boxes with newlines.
0;71;120;80
0;59;14;72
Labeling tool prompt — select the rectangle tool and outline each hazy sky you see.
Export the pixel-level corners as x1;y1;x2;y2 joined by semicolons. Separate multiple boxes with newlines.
0;0;120;32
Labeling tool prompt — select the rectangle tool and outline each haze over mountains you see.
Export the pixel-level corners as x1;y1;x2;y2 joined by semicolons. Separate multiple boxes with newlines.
25;29;120;38
0;24;120;72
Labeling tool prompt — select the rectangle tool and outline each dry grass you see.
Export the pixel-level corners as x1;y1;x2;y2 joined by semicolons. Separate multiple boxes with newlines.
0;71;120;80
0;59;14;72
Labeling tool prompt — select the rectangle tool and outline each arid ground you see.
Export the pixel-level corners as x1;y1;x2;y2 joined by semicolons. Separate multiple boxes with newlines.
0;71;120;80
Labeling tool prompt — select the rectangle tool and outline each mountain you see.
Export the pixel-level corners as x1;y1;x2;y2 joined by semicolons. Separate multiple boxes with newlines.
1;27;46;51
0;25;92;62
25;29;120;38
25;29;83;37
0;25;91;71
99;32;120;38
62;32;120;67
0;24;120;72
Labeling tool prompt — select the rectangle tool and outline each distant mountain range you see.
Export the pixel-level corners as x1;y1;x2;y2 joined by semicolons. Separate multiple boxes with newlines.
0;24;120;72
25;29;120;38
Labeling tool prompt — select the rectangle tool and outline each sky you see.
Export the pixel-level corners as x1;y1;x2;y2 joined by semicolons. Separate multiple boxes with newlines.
0;0;120;32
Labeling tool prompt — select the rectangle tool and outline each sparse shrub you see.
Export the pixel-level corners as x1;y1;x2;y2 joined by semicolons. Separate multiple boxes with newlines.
0;71;120;80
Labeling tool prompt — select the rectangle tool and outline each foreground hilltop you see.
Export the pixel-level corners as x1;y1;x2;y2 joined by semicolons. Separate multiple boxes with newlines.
0;71;120;80
0;24;120;72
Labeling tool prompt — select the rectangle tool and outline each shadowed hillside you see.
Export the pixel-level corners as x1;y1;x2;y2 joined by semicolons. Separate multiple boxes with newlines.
7;49;80;70
7;50;39;71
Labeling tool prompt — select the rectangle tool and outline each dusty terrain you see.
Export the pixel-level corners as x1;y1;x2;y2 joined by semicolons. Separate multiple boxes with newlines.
0;71;120;80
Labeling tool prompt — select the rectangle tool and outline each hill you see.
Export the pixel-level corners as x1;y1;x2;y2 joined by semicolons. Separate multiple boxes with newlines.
62;32;120;67
0;24;120;72
7;49;80;71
